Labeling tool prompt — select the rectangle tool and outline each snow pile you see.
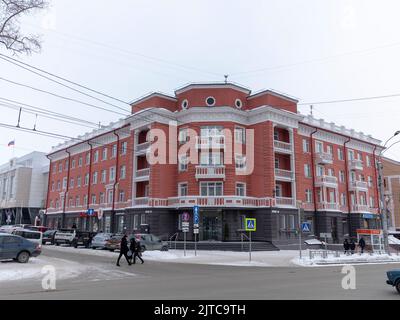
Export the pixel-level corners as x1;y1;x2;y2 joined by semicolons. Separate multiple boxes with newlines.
293;252;400;266
389;235;400;245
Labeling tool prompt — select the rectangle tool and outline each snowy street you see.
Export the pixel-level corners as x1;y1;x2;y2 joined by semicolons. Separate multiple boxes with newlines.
0;246;399;299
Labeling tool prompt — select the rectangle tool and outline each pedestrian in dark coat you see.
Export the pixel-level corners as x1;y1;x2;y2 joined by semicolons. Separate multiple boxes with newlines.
350;239;356;254
358;237;366;254
343;239;350;255
116;235;131;266
130;237;144;264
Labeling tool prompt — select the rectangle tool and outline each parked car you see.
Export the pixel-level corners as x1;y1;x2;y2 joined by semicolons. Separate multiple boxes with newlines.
0;224;32;234
130;233;169;251
54;229;96;248
12;229;43;248
0;233;41;263
104;234;124;251
42;230;57;245
91;233;113;250
386;270;400;294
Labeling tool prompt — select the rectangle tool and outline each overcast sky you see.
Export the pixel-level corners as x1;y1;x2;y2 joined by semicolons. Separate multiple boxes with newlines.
1;0;400;162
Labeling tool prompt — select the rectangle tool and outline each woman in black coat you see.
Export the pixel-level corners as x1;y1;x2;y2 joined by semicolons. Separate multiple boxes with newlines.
116;235;132;266
130;237;144;264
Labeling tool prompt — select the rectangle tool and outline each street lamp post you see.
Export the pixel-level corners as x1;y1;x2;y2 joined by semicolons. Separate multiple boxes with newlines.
297;200;303;260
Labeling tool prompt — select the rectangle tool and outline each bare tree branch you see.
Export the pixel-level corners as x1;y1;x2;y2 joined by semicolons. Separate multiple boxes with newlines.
0;0;48;55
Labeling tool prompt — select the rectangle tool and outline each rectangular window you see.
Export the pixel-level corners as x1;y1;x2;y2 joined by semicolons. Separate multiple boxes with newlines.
369;196;375;207
70;178;74;188
235;154;246;170
134;215;139;230
236;183;246;197
178;128;189;144
275;184;282;197
303;139;310;153
366;155;371;167
91;194;96;205
112;144;117;158
178;183;188;197
341;193;346;206
368;176;373;187
107;190;113;204
58;163;62;173
339;171;345;183
338;148;344;161
200;182;223;196
86;153;90;165
77;176;81;187
234;127;246;144
62;177;67;190
102;148;108;161
92;172;98;184
200;151;223;166
93;150;99;163
119;191;125;202
84;174;89;186
348;150;355;161
109;167;116;182
316;165;324;177
83;195;88;206
288;215;295;230
120;165;126;179
71;159;76;169
99;192;105;204
327;145;333;155
316;141;323;153
141;214;146;225
304;164;311;178
75;196;80;207
78;156;82;167
178;154;188;172
274;131;279;141
121;141;128;155
101;170;107;183
279;215;286;230
305;189;312;203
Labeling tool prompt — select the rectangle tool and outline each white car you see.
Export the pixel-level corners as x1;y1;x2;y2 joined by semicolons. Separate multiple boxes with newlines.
12;229;43;248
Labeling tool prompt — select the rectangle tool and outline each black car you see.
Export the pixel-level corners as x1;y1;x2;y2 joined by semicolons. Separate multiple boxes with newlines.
42;230;57;245
72;231;97;248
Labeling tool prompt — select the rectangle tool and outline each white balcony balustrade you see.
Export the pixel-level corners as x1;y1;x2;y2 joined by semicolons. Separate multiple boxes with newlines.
315;175;338;187
195;136;225;149
275;197;296;207
349;159;363;171
349;180;368;191
274;168;295;181
195;166;225;180
314;152;333;165
273;140;292;153
135;141;150;154
135;168;150;181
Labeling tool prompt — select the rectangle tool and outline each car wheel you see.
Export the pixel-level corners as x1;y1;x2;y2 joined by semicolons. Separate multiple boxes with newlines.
396;281;400;294
17;251;30;263
110;249;115;252
92;246;96;250
161;246;168;251
55;242;60;246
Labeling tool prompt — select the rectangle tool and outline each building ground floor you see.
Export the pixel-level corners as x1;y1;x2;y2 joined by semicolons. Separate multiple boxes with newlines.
44;207;382;248
0;207;43;226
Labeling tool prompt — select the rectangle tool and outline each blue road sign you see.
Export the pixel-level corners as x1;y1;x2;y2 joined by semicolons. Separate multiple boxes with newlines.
245;218;256;232
193;205;199;225
87;208;95;216
301;222;311;233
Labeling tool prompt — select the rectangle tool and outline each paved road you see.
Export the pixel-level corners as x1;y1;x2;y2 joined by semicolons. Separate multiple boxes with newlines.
0;247;399;300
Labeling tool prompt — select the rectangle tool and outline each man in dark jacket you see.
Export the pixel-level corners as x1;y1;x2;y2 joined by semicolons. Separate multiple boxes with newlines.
343;239;350;255
116;235;131;266
350;239;356;255
130;237;144;264
358;237;366;254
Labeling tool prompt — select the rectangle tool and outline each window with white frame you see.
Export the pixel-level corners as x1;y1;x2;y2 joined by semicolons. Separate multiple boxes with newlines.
144;184;150;197
134;215;139;230
83;195;88;206
366;155;371;167
91;194;96;205
200;126;223;138
71;159;76;169
99;192;105;204
279;215;286;230
109;167;116;182
200;182;223;196
360;194;366;206
316;165;324;177
64;160;69;171
51;181;54;191
274;130;279;141
303;139;310;153
339;170;345;183
288;215;295;230
178;128;189;144
178;183;188;197
348;149;355;160
93;150;99;163
234;127;246;144
121;141;128;155
101;170;107;183
236;183;246;197
111;144;117;158
200;151;223;166
275;158;280;169
120;165;126;179
119;190;125;202
341;193;346;206
84;173;89;186
327;145;333;155
235;154;246;170
141;214;146;225
62;177;67;190
70;178;74;188
350;171;356;182
92;171;98;184
77;176;81;187
317;189;322;203
78;156;83;167
178;154;188;171
338;148;344;160
75;196;80;207
328;168;334;177
57;180;61;191
305;189;312;203
369;196;375;207
316;141;323;153
86;153;91;165
58;163;62;173
107;190;113;204
368;176;373;187
304;164;311;178
102;148;108;161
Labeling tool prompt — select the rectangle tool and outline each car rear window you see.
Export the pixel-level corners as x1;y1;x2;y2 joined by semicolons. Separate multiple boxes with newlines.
14;231;41;240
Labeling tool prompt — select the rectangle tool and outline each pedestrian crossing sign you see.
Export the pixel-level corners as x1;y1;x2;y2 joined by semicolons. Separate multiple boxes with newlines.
301;222;311;233
245;218;256;232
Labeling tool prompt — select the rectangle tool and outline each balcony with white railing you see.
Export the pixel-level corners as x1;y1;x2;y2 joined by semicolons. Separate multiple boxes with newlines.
275;197;296;207
349;180;368;191
315;175;338;188
133;197;149;206
351;204;373;213
168;196;273;208
349;159;363;171
275;168;295;181
195;136;225;149
314;152;333;165
317;202;340;211
195;166;225;180
135;141;150;155
273;140;292;153
135;167;150;181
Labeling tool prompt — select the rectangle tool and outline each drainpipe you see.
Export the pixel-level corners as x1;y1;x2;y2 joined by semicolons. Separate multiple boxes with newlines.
62;149;71;228
44;155;52;227
112;129;121;233
310;128;318;220
343;137;352;237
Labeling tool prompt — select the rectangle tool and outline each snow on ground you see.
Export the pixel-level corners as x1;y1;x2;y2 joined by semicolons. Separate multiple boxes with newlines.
293;252;400;267
389;235;400;245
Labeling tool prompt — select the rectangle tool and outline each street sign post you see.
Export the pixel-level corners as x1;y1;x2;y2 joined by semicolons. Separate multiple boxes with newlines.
245;218;256;262
193;206;199;257
182;215;190;256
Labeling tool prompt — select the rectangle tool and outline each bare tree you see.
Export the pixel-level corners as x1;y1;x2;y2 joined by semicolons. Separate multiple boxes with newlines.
0;0;48;55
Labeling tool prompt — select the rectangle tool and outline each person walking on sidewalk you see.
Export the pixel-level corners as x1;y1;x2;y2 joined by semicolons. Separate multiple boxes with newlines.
358;237;366;254
343;239;350;255
116;235;131;267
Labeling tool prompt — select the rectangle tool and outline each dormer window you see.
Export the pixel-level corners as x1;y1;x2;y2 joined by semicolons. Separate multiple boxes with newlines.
206;96;216;107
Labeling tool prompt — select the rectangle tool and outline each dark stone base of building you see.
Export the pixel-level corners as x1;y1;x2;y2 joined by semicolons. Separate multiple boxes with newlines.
44;208;382;247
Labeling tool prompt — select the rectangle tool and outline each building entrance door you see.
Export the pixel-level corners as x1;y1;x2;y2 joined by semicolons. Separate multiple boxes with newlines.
201;213;222;241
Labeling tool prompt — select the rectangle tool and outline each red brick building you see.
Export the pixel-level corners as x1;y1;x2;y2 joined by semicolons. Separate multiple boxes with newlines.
44;83;384;247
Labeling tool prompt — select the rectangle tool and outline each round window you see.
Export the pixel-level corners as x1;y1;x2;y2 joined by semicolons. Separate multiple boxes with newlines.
206;96;216;107
235;99;243;109
181;99;189;110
